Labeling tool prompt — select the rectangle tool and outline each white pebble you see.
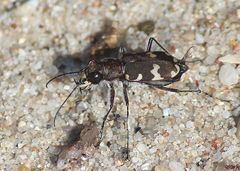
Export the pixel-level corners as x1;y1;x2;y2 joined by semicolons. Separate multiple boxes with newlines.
132;156;139;163
222;110;231;119
141;163;151;170
46;65;59;76
219;64;239;86
119;165;128;171
205;46;218;64
218;54;240;64
76;102;88;113
18;120;26;127
154;164;170;171
18;38;26;44
63;85;71;90
195;33;204;44
136;143;147;153
222;145;237;157
34;61;42;70
163;108;170;117
149;147;157;154
228;127;237;136
169;161;184;171
186;121;194;129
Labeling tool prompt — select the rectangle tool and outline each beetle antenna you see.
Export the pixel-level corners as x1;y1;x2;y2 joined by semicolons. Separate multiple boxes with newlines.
182;46;203;63
182;46;195;61
53;84;80;126
46;70;85;88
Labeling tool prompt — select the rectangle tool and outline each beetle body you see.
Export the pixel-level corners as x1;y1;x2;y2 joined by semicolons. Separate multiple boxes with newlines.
84;51;188;87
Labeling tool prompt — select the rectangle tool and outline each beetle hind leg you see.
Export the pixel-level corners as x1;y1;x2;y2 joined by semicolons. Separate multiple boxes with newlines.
153;85;201;93
146;37;170;54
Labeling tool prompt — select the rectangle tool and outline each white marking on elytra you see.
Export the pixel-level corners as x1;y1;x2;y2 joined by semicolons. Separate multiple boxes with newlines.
133;74;143;81
125;74;130;80
125;74;143;81
170;65;180;77
147;52;157;58
151;64;163;80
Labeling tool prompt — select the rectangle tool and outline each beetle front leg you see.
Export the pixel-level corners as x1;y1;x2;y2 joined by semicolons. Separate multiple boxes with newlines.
122;81;130;160
146;37;170;54
99;83;115;143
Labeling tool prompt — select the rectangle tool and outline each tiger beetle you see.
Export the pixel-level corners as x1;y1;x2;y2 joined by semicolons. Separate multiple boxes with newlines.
46;37;201;159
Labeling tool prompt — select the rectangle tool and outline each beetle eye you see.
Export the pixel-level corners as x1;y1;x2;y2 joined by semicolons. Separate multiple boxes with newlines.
180;64;188;73
87;71;103;84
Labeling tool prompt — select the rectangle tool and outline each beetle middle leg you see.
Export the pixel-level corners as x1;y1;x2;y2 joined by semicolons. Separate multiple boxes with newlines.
122;81;130;160
99;83;115;143
146;37;170;54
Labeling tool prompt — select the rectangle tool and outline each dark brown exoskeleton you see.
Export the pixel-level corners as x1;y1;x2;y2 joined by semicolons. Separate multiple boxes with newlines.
46;37;200;159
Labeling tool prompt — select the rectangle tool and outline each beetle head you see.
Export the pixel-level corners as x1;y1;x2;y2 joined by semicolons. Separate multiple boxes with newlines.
85;60;103;84
178;46;195;74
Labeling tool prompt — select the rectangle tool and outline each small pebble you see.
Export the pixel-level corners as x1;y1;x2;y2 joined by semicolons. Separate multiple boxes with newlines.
109;4;117;12
186;121;194;129
136;143;147;153
205;46;219;65
18;38;26;44
46;65;59;77
195;33;205;44
154;164;170;171
144;116;158;131
63;85;71;90
33;61;42;70
228;127;237;136
119;165;128;171
18;120;27;128
182;31;195;41
215;162;226;171
18;164;30;171
222;110;231;119
141;163;151;170
76;102;89;113
218;54;240;64
169;161;184;171
219;64;239;86
163;108;170;117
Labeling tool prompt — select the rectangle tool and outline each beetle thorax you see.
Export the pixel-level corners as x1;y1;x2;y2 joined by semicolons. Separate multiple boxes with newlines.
100;60;124;81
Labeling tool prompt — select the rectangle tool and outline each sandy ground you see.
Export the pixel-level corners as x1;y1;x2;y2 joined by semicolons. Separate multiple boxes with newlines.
0;0;240;171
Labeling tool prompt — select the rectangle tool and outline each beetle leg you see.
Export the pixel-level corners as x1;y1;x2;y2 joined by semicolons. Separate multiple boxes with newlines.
122;81;130;160
146;37;170;54
99;83;115;143
152;85;201;93
53;84;80;126
119;47;126;54
118;47;127;59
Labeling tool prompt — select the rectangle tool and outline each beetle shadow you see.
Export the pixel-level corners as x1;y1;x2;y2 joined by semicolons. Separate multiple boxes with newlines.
51;19;157;74
52;20;126;74
49;118;99;169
